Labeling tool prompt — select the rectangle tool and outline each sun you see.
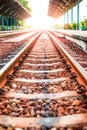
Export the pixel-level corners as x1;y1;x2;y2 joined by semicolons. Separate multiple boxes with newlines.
25;0;54;29
25;16;54;29
29;0;49;17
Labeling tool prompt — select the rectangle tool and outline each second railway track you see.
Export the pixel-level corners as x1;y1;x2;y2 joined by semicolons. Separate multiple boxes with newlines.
0;31;87;130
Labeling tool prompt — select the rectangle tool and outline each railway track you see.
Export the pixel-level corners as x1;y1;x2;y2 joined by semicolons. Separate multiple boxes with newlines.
0;31;87;130
49;31;87;72
0;31;40;69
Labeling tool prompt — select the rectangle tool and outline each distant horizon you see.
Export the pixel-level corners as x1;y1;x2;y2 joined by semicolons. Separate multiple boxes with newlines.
26;0;87;28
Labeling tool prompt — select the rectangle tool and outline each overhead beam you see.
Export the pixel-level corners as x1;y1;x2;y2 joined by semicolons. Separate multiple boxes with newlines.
48;0;82;19
0;0;31;20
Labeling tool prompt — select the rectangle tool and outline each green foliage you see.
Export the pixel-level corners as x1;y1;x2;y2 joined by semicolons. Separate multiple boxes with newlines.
18;0;31;12
64;23;72;30
0;25;2;31
17;20;24;26
64;22;77;30
54;24;60;29
80;17;87;30
71;22;77;29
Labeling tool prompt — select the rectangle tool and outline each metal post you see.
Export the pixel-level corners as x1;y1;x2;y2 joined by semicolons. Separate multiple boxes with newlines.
1;14;4;30
10;17;13;30
15;19;17;30
15;19;17;26
77;2;80;30
64;13;65;25
14;18;16;30
14;19;15;26
6;16;8;30
71;8;73;24
11;17;12;26
67;11;69;23
16;19;18;30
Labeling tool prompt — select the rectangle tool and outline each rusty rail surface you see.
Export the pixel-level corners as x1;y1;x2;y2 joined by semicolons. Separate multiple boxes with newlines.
0;32;41;87
0;31;87;130
48;32;87;87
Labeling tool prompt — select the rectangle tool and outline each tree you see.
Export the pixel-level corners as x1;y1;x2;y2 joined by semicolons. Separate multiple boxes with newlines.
18;0;31;12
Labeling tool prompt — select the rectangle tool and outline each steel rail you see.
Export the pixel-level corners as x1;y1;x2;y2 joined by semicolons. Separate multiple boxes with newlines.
48;32;87;87
0;32;87;129
0;32;41;87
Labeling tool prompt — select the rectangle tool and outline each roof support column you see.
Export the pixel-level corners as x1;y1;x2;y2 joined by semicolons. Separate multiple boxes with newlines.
10;17;13;26
1;14;4;30
15;19;17;26
16;20;18;30
14;19;15;26
10;17;13;30
6;16;9;30
15;19;18;30
14;19;16;30
64;13;66;26
77;2;80;30
67;11;69;23
71;7;73;24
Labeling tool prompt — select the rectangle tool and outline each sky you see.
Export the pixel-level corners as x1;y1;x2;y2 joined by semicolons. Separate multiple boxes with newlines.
29;0;49;17
25;0;87;28
80;0;87;20
53;0;87;25
25;0;54;29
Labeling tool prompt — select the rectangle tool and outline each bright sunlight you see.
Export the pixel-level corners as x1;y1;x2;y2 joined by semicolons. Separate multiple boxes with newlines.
25;0;54;29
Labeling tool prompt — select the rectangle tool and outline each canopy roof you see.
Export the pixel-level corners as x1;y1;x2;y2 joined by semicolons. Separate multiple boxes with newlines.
0;0;83;20
0;0;31;20
47;0;82;19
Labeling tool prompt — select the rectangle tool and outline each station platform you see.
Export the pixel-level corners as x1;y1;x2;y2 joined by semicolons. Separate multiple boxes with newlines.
56;30;87;42
0;29;32;38
54;29;87;52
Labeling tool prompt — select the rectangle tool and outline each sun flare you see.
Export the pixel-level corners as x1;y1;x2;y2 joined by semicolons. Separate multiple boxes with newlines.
25;0;54;29
25;16;54;29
